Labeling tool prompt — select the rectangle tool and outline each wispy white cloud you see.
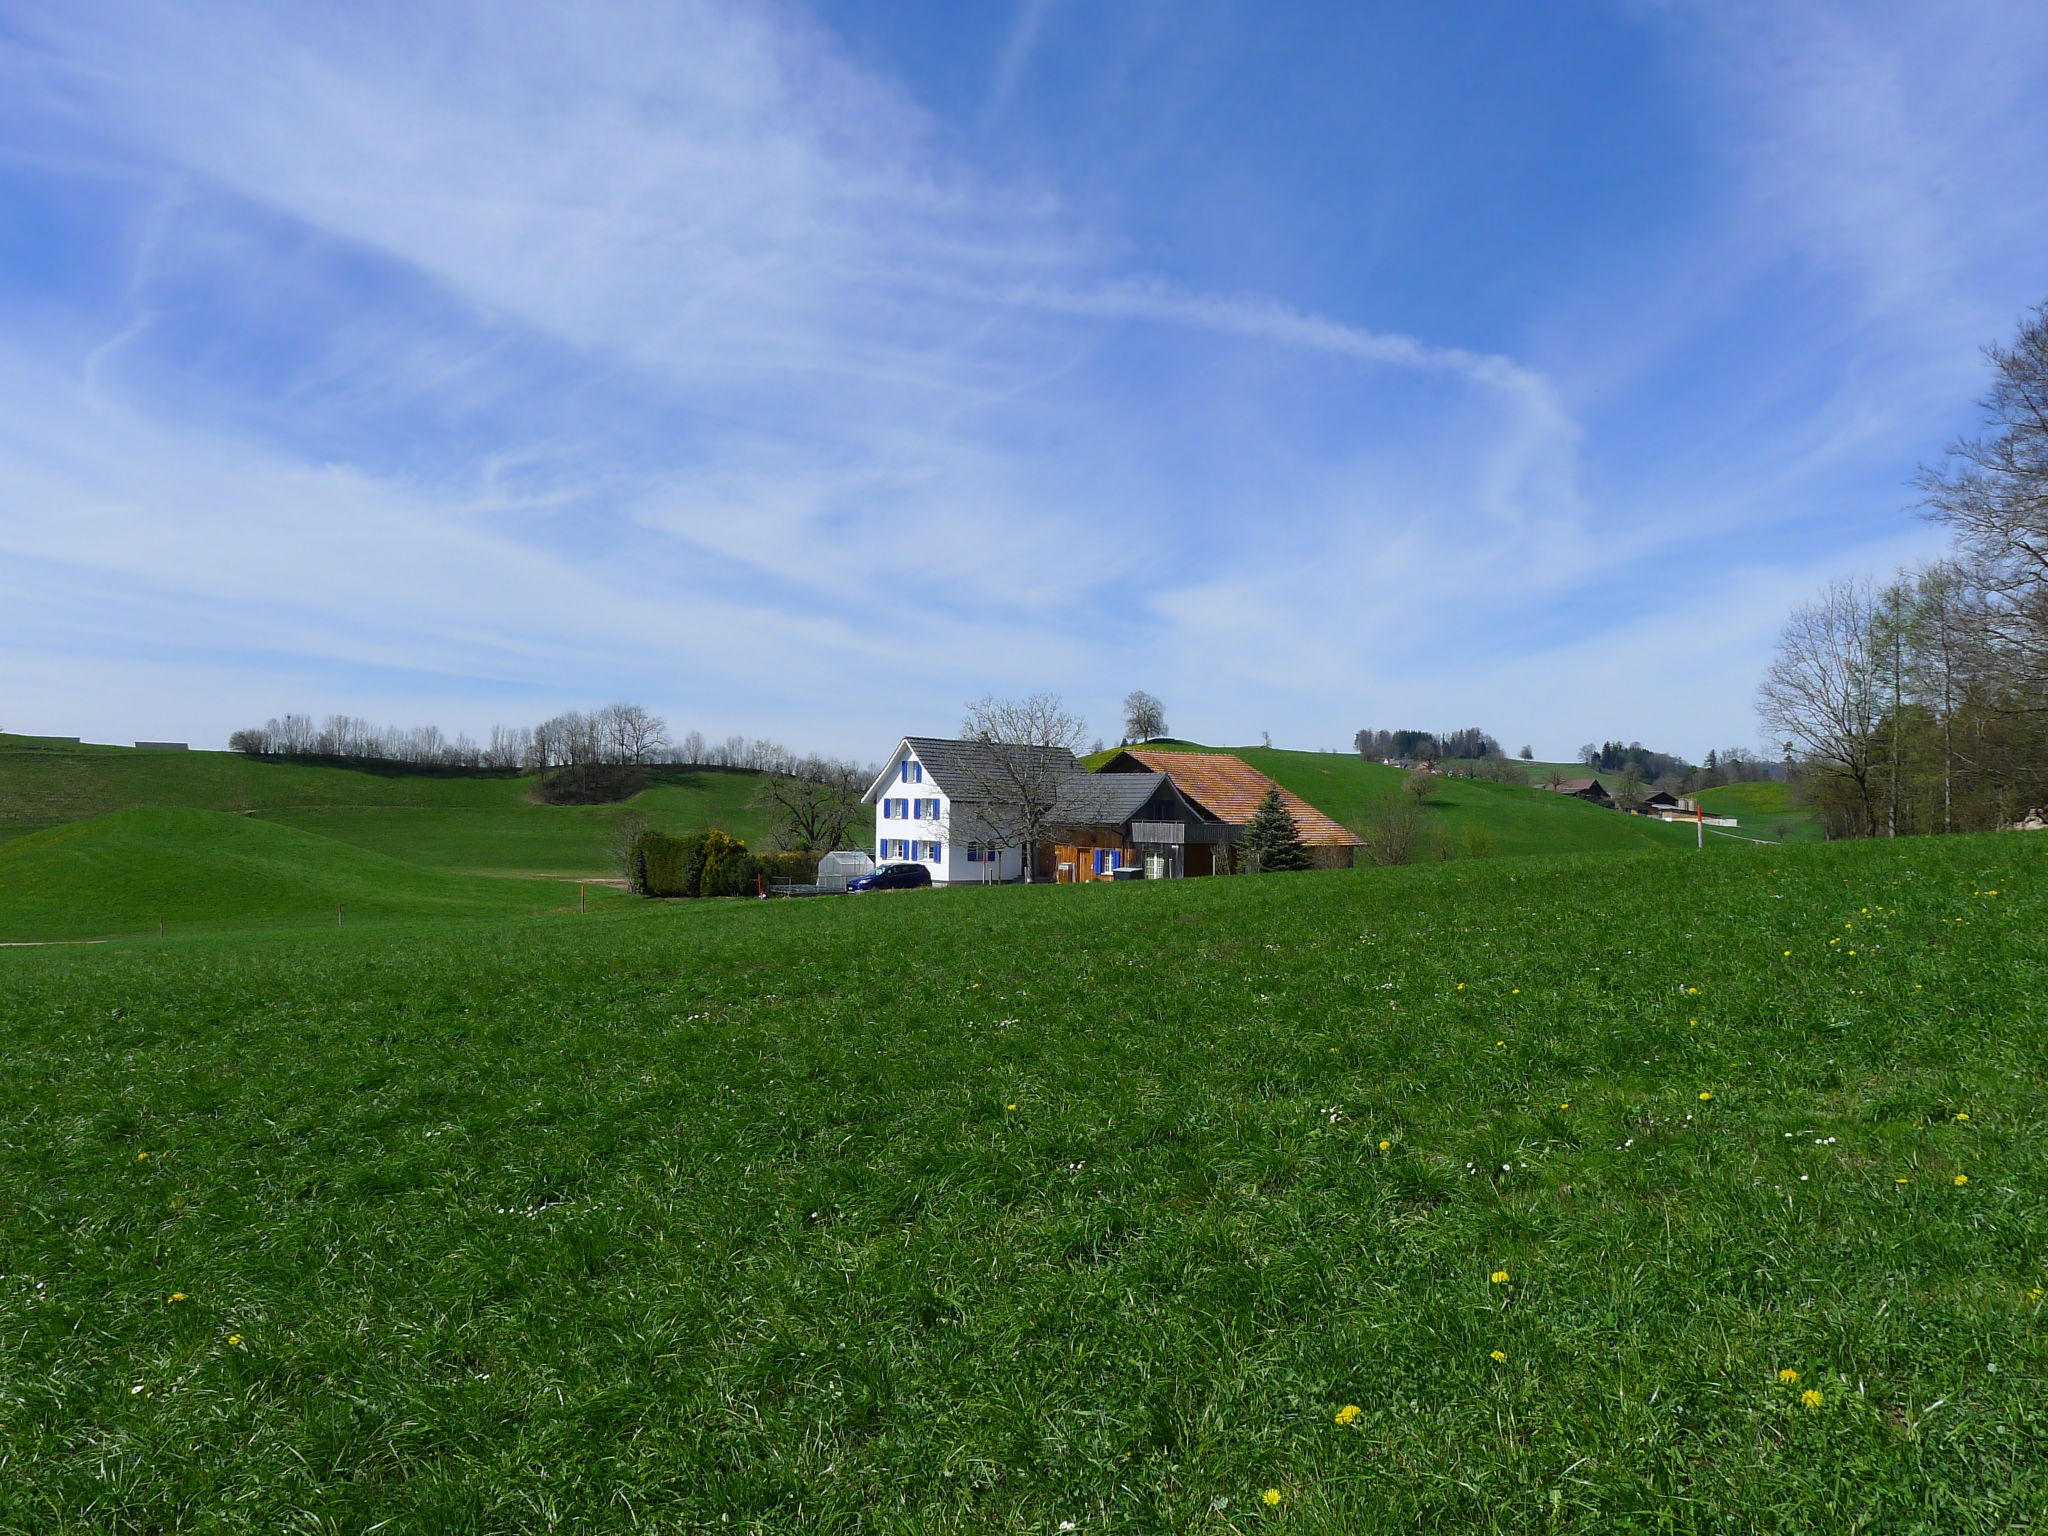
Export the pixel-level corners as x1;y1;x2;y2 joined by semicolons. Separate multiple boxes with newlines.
2;0;2042;757
987;0;1062;122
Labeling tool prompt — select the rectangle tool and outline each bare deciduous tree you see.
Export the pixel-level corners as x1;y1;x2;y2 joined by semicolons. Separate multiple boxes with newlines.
1757;577;1885;836
954;693;1103;883
750;771;861;852
1121;690;1168;744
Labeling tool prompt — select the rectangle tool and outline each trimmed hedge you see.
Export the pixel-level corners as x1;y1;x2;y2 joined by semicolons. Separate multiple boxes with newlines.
629;829;780;898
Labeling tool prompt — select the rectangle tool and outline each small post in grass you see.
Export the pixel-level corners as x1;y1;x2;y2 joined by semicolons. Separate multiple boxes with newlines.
1696;804;1705;850
338;901;345;929
579;883;586;914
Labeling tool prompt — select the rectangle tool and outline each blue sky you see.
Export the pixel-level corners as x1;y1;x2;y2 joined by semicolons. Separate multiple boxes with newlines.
3;1;2046;760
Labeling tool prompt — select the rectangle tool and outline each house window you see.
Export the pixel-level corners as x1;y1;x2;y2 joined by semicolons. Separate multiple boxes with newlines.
926;842;943;862
912;762;923;783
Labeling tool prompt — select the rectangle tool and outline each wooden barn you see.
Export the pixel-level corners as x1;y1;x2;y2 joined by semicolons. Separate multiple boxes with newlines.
1095;750;1365;870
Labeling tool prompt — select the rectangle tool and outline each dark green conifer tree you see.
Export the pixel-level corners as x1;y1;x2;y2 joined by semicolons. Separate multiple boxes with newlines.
1239;786;1311;872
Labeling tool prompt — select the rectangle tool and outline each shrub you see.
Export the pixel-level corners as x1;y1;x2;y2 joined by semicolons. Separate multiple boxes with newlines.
696;830;749;897
533;764;649;805
630;831;705;896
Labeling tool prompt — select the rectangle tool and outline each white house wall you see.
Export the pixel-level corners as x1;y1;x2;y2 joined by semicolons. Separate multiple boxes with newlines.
870;742;1026;885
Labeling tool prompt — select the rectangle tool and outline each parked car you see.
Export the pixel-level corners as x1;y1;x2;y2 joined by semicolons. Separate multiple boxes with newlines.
846;862;933;893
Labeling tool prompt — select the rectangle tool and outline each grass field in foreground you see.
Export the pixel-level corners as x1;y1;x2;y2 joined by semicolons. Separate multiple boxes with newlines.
0;807;630;941
3;835;2044;1531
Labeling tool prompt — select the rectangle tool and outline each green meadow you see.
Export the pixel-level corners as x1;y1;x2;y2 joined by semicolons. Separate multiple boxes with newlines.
0;808;630;942
3;831;2045;1532
1696;780;1823;841
0;736;773;877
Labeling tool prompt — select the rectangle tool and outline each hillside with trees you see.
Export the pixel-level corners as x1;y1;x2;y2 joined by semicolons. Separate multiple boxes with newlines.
1761;301;2048;837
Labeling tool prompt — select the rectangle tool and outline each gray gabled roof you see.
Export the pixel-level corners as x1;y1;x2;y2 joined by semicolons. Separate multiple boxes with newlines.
1052;771;1168;826
867;736;1083;803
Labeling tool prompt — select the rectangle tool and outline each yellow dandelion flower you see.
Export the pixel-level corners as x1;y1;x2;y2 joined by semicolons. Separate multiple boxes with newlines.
1895;1177;1912;1185
1005;1103;1017;1111
166;1293;187;1303
2030;1288;2044;1301
1378;1140;1391;1151
1955;1112;1969;1121
1801;1389;1823;1408
1687;986;1699;994
1490;1350;1507;1362
1954;1174;1969;1186
1334;1403;1361;1425
1512;988;1521;995
1490;1270;1510;1284
1496;1040;1505;1048
1262;1488;1283;1507
227;1334;243;1346
1779;1368;1799;1383
1560;1102;1570;1110
1456;982;1465;990
136;1152;149;1161
1699;1091;1713;1101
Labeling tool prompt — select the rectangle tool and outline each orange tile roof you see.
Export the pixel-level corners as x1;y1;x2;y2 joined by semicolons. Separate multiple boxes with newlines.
1110;750;1364;846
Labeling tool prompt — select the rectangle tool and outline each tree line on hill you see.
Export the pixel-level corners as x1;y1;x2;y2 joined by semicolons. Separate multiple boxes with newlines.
229;706;864;781
1761;301;2048;838
1353;727;1502;762
231;704;878;847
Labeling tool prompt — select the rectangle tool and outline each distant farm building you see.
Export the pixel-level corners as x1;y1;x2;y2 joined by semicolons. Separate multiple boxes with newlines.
1550;777;1613;807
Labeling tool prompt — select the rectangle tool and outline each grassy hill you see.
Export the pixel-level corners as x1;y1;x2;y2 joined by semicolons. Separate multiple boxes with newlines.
1094;741;1744;858
1;833;2042;1528
0;807;629;941
0;735;776;875
1696;778;1822;840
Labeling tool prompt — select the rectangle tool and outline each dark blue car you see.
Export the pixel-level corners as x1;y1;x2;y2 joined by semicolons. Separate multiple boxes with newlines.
847;862;933;893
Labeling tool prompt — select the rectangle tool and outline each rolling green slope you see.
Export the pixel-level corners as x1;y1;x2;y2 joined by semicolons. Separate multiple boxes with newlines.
2;834;2043;1527
1696;778;1821;840
1093;742;1736;858
0;736;774;874
0;807;627;941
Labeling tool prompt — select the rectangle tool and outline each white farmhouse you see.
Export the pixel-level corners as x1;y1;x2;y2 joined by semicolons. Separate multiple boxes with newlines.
862;736;1081;885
